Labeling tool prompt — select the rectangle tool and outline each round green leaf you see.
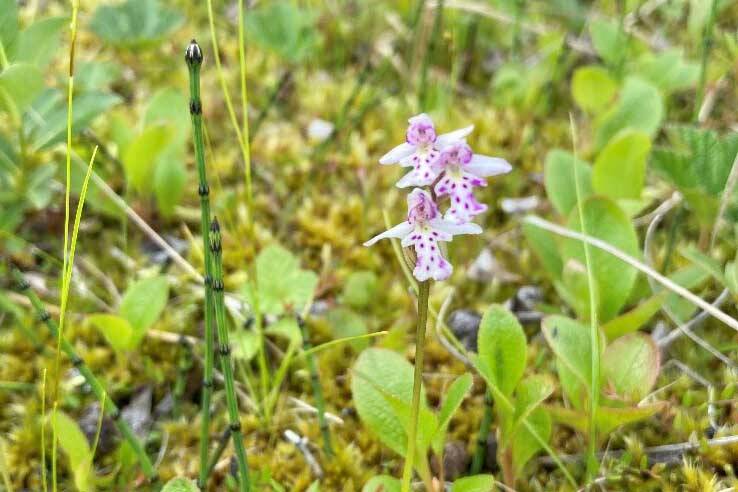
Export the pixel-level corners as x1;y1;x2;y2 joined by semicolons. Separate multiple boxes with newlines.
161;477;200;492
595;77;663;149
593;130;651;200
562;196;639;321
87;313;134;352
477;305;527;397
572;65;617;113
451;475;495;492
602;333;660;402
543;149;593;216
119;275;169;346
363;475;401;492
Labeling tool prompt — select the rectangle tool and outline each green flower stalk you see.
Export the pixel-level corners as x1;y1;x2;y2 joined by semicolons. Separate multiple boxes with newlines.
210;217;252;492
297;315;333;457
400;280;430;492
12;269;158;484
185;39;218;489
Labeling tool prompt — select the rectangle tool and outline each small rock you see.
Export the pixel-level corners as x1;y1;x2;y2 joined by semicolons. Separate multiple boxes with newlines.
307;118;334;142
447;309;481;352
430;440;470;481
121;386;153;440
500;195;540;214
78;402;118;455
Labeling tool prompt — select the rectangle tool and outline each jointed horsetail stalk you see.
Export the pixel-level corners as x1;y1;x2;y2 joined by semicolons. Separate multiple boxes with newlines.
206;426;232;478
185;39;218;489
210;218;251;492
11;269;158;483
297;316;333;457
470;389;493;474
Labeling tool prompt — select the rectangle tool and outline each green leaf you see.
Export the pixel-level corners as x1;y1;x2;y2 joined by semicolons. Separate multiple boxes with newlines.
89;0;184;47
725;262;738;296
548;402;664;438
119;275;169;346
351;348;428;456
477;305;527;397
451;474;495;492
154;150;186;217
522;220;562;280
24;89;122;150
363;475;401;492
436;373;473;436
250;244;318;316
592;130;651;200
0;0;19;50
0;63;44;115
664;265;710;321
680;246;725;284
633;49;699;94
143;88;189;143
542;315;597;410
601;292;664;340
342;270;378;309
543;149;593;216
326;307;368;351
571;65;617;113
48;411;94;492
562;196;640;321
265;317;302;345
25;164;57;209
245;1;319;63
595;77;663;150
161;477;200;492
122;124;172;193
512;406;551;474
589;18;626;66
87;313;134;352
75;61;122;91
231;329;260;362
9;17;66;68
602;333;660;402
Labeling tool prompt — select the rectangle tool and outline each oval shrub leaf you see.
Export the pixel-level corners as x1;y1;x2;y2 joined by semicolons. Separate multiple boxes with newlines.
477;305;526;397
602;333;660;402
593;130;651;200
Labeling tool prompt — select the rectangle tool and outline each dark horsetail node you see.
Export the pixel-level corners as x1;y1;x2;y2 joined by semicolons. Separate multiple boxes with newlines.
185;39;203;66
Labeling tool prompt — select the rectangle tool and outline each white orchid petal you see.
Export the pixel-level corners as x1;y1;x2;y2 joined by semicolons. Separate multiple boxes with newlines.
436;125;474;148
430;218;483;236
466;155;512;177
379;142;415;165
363;221;413;247
396;170;426;188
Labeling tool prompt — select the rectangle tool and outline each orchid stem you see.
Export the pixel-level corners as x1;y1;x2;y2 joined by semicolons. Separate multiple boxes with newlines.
185;40;218;490
400;280;431;492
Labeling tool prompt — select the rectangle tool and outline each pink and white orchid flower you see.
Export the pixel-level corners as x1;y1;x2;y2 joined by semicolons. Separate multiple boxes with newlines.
364;189;481;281
434;141;512;224
379;113;473;188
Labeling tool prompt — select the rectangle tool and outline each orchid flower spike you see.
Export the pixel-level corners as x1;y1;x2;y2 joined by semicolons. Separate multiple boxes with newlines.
379;113;473;188
434;140;512;224
364;189;481;281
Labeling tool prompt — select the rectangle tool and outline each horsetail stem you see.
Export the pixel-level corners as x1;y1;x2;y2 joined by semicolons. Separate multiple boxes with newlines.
470;389;493;474
297;315;333;457
11;269;158;483
210;218;251;492
185;39;218;489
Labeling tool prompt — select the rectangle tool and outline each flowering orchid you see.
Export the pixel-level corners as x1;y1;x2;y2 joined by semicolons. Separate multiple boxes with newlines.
434;140;512;223
379;113;473;188
364;189;481;281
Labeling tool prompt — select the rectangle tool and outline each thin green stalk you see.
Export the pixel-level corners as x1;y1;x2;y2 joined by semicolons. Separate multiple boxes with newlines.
210;218;251;492
206;0;269;413
297;315;333;457
418;0;444;110
695;0;719;123
12;270;157;483
570;115;599;479
400;280;431;492
54;2;80;488
185;40;219;489
470;390;494;474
